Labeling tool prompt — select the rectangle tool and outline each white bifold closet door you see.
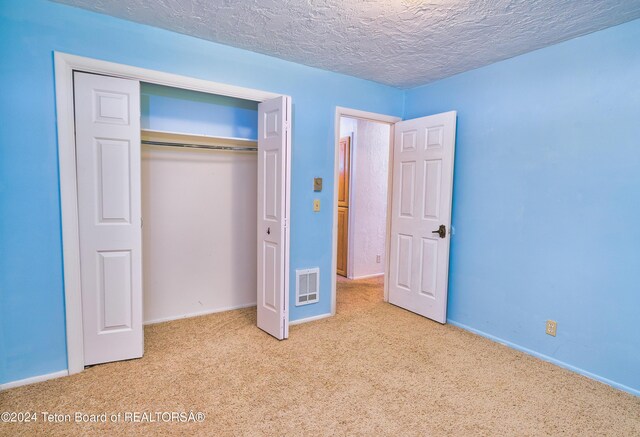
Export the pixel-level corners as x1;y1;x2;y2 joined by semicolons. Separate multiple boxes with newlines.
388;111;457;324
74;72;143;365
257;96;291;340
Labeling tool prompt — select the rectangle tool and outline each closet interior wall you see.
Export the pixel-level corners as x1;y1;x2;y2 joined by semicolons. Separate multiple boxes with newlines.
140;83;259;324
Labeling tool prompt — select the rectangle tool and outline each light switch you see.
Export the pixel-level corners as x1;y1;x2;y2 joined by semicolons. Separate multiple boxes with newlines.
314;177;323;192
313;199;320;212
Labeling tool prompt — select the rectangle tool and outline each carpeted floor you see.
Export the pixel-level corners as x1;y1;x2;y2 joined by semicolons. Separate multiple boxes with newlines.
1;276;639;436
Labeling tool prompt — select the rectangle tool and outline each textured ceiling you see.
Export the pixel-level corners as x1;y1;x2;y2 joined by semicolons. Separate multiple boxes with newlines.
52;0;640;88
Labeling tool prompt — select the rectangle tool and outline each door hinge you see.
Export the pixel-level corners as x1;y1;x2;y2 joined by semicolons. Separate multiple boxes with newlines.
284;120;290;131
283;218;288;228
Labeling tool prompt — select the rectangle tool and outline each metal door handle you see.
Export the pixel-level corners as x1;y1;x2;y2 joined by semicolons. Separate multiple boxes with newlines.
267;227;270;235
432;225;446;239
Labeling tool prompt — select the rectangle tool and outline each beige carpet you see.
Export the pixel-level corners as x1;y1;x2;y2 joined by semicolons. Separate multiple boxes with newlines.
1;276;639;436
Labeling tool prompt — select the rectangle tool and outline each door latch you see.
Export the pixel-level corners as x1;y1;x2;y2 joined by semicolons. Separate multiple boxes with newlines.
432;224;446;239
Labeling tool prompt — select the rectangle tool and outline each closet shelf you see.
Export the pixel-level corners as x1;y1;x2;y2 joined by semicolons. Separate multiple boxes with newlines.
141;129;257;148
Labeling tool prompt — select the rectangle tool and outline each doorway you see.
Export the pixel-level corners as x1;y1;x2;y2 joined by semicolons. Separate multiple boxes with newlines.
336;117;391;281
331;108;400;316
331;107;458;325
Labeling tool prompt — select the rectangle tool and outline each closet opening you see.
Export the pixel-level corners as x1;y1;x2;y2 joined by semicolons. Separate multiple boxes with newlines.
140;83;259;325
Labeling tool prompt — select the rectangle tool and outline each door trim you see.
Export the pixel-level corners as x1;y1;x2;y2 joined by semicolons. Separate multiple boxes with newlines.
331;107;401;315
55;52;282;374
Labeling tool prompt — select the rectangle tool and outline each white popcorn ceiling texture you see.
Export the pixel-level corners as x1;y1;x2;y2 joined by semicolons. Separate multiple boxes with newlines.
53;0;640;88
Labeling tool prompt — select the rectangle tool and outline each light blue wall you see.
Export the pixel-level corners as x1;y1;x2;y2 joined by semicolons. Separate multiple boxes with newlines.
404;19;640;395
0;0;403;384
141;83;258;140
1;0;638;396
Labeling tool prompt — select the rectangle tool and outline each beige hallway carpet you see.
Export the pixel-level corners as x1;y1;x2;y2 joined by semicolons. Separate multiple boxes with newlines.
1;276;639;436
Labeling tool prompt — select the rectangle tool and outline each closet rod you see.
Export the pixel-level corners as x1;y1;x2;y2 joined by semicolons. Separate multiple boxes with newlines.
142;140;257;152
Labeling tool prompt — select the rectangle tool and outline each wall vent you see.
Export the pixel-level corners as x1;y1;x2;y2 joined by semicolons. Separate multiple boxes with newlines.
296;268;319;306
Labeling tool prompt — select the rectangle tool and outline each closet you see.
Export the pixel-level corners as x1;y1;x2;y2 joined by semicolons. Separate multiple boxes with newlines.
140;84;259;324
72;71;291;367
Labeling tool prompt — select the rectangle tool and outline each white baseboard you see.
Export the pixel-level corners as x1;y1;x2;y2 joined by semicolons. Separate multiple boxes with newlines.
1;370;69;391
144;302;256;325
289;312;332;326
350;273;384;280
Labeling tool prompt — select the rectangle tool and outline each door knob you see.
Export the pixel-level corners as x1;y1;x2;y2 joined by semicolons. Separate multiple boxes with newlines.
432;224;446;238
267;227;271;235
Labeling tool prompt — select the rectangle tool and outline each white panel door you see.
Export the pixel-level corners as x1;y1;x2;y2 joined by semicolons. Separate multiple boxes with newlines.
74;72;143;365
257;96;291;339
388;111;457;323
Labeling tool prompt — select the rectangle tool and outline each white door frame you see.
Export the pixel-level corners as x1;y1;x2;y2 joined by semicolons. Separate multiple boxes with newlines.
331;107;401;315
55;52;282;374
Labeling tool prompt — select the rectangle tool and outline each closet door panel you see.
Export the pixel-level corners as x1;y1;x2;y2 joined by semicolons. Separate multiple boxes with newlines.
257;95;291;340
75;72;143;366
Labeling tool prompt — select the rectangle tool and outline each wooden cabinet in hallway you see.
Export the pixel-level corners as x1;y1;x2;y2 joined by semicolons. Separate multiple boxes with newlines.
337;136;350;276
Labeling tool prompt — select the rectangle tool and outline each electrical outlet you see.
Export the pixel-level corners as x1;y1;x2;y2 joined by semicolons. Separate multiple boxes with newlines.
376;255;381;263
546;320;557;337
313;199;320;212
